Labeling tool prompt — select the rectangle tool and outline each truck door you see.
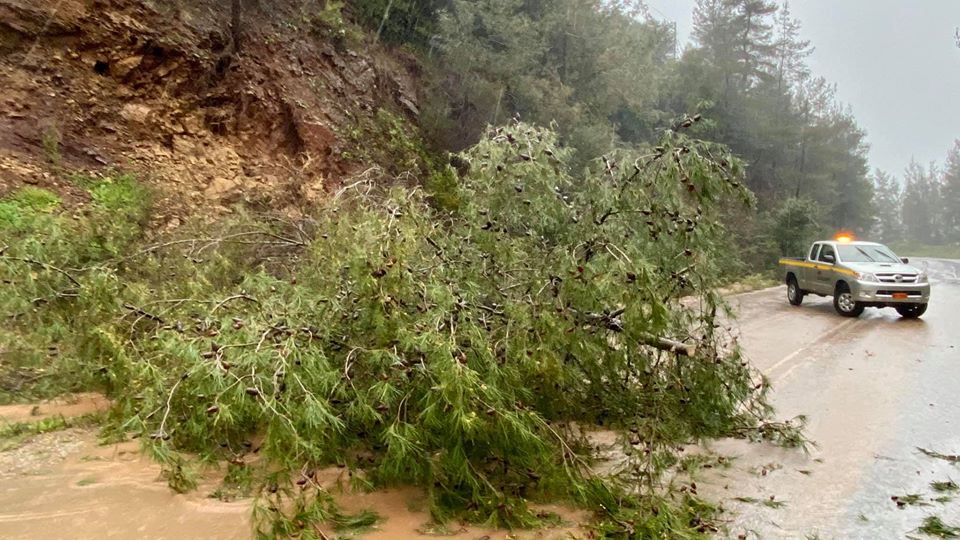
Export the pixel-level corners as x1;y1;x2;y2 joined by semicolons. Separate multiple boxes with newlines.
802;243;821;291
814;244;837;294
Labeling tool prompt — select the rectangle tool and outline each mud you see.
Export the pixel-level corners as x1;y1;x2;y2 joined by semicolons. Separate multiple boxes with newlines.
3;254;955;540
0;0;422;218
0;432;586;539
0;393;110;423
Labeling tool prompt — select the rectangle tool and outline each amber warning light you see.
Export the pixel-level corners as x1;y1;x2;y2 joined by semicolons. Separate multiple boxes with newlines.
833;232;855;243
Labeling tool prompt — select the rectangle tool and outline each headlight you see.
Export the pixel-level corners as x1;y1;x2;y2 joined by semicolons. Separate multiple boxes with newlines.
917;272;928;284
857;272;879;282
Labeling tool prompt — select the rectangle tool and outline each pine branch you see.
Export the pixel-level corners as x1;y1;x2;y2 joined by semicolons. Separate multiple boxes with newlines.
1;255;82;288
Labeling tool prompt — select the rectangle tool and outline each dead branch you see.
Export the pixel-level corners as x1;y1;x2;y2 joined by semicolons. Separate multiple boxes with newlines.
639;333;697;357
1;255;82;288
123;303;165;324
211;294;260;314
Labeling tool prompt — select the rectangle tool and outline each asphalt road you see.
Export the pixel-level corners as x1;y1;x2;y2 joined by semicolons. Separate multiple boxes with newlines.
703;259;960;539
1;262;957;540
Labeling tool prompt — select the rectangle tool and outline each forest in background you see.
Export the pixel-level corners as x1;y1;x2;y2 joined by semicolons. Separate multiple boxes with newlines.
873;142;960;254
352;0;960;262
0;0;951;536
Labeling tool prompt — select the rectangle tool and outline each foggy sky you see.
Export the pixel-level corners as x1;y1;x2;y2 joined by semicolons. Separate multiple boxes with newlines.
645;0;960;178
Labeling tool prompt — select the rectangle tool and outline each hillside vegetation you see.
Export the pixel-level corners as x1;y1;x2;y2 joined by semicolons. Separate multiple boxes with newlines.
0;0;825;538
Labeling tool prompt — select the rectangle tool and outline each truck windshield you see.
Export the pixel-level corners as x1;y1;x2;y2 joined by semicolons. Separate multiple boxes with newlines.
836;244;900;263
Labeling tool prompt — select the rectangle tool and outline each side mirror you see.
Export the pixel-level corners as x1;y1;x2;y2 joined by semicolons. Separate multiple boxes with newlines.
823;254;835;264
901;257;909;264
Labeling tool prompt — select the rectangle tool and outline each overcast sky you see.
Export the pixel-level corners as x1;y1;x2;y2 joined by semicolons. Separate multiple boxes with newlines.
645;0;960;178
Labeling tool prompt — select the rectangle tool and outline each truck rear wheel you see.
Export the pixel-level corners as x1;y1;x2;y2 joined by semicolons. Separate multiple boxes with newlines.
787;276;804;306
834;282;864;317
895;304;927;319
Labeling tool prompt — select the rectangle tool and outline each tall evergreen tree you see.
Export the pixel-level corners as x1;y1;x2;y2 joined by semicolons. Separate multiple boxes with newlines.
730;0;778;89
902;160;942;244
941;140;960;242
871;170;902;243
424;0;670;162
772;1;812;93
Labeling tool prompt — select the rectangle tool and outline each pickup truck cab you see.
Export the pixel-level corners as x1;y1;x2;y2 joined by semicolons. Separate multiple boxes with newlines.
779;240;931;318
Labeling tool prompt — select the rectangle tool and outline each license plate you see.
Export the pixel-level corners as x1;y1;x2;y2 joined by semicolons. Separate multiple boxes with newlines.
893;293;908;299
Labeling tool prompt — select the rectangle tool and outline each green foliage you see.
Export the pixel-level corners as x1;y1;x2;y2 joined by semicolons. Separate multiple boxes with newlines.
918;516;960;538
423;0;671;163
344;108;437;174
0;414;98;451
310;1;364;49
42;126;62;165
771;198;820;257
931;480;959;493
1;124;794;535
424;164;461;212
871;170;902;243
902;160;943;245
943;141;960;243
887;243;960;260
0;186;61;213
0;174;149;404
253;488;381;539
882;140;960;247
348;0;444;46
592;494;721;538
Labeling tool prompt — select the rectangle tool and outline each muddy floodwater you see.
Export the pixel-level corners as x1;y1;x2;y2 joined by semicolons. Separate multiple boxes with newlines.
2;260;958;539
0;400;586;539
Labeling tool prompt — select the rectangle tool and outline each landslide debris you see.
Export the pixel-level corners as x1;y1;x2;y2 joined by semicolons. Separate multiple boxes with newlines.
0;0;422;223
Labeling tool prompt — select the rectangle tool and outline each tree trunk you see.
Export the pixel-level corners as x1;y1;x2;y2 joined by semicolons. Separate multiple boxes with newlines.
375;0;395;43
231;0;243;53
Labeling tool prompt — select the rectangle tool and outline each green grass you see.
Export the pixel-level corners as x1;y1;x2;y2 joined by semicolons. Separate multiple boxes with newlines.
0;414;98;451
888;243;960;260
0;186;61;231
723;272;779;294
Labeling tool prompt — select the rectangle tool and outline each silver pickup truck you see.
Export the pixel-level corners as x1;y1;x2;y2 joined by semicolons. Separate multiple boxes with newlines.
779;240;930;318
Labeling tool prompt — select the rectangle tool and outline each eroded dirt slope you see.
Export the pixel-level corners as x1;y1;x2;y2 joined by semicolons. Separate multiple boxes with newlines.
0;0;421;224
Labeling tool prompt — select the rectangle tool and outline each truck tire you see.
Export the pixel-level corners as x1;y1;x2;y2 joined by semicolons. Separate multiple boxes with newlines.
787;275;804;306
833;282;864;317
895;304;927;319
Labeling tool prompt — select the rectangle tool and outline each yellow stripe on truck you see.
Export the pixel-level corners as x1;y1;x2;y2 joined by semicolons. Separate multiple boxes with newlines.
779;259;858;277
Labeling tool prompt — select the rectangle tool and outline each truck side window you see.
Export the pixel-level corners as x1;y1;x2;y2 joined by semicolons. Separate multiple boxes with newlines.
819;245;836;263
809;244;821;261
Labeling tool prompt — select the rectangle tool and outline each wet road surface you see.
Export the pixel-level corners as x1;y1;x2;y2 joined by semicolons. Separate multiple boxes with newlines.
1;262;957;539
704;259;960;539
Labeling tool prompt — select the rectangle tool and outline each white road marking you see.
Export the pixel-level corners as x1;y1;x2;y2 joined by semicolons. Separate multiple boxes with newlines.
765;317;860;383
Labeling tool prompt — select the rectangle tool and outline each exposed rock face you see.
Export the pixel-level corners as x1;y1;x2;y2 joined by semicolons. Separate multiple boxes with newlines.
0;0;422;217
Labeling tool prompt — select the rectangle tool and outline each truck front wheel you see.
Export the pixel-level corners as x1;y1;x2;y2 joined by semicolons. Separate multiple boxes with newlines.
895;304;927;319
787;276;804;306
834;282;864;317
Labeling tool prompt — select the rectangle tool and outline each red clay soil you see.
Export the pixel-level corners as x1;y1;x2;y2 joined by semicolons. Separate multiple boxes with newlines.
0;0;422;223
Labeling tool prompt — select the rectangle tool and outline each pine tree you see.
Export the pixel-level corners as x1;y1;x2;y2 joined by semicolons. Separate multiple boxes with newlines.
729;0;779;89
772;1;812;93
902;160;942;244
871;170;902;243
941;140;960;242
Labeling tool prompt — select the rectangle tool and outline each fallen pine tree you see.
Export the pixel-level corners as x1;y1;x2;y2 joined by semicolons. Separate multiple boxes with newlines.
1;119;802;538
